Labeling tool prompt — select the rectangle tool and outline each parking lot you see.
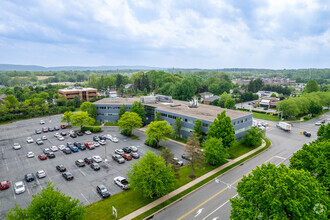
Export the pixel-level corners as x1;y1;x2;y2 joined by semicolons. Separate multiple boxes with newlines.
0;114;185;217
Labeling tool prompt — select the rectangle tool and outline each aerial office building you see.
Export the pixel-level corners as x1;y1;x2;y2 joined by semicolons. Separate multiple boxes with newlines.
94;96;253;139
58;87;98;101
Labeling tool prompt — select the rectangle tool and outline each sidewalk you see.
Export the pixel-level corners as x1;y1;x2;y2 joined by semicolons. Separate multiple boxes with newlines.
120;139;267;220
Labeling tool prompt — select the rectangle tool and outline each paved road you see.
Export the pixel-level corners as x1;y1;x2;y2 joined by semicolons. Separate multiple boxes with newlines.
151;113;329;220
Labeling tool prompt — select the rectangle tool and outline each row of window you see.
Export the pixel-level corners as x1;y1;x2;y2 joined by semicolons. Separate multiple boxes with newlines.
97;113;118;116
159;112;209;127
97;106;131;110
232;117;251;126
235;126;250;134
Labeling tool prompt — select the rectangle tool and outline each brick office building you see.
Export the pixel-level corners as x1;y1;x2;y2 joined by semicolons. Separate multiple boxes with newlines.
58;87;98;101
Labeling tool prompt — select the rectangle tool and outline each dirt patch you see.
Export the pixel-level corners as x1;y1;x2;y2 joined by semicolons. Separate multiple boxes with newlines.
37;76;55;80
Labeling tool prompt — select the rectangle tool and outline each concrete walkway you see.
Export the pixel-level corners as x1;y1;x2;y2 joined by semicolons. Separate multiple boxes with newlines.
120;139;267;220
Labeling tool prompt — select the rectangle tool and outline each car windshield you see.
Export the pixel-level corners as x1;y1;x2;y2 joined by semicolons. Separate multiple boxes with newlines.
121;180;128;185
101;188;107;193
66;173;72;177
38;171;45;175
16;183;23;188
14;143;19;146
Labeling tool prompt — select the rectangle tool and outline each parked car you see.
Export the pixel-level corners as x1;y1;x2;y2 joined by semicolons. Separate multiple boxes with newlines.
114;149;124;155
12;143;21;150
25;173;35;182
92;155;102;163
60;125;66;129
42;136;47;140
47;152;56;159
26;137;34;143
320;119;326;124
62;172;74;181
96;185;110;198
84;157;93;164
54;133;60;137
112;154;125;163
91;163;100;171
114;176;129;190
106;134;112;140
35;129;42;134
57;135;64;141
67;142;74;147
112;137;119;143
75;142;86;150
27;151;34;158
63;147;72;154
40;120;45;124
93;136;100;142
85;142;95;150
85;130;92;135
0;181;9;190
54;126;60;131
36;138;44;145
50;146;58;152
122;147;132;153
98;140;106;145
77;131;84;136
43;148;51;154
60;131;67;136
181;153;191;161
56;164;66;172
303;131;311;137
48;127;54;132
14;181;25;194
70;146;79;152
58;145;65;151
122;153;132;161
93;142;100;147
42;127;48;132
36;170;47;178
173;157;184;166
315;121;322;126
129;146;138;152
99;135;107;140
130;152;140;159
75;159;85;167
38;154;47;160
70;133;77;138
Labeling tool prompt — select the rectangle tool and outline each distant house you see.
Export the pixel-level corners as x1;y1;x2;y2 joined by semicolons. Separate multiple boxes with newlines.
204;95;220;105
257;97;279;109
199;92;214;102
20;83;35;87
125;84;135;90
0;94;6;104
256;91;278;98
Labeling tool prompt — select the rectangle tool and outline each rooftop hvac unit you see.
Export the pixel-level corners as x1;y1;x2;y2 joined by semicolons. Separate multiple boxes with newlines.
140;96;157;103
188;97;199;108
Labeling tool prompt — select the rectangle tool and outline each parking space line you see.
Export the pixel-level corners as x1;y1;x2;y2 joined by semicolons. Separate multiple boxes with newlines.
26;185;31;194
15;157;20;167
274;155;286;160
77;169;86;176
4;160;8;171
36;178;43;190
92;189;99;198
10;181;16;199
80;193;90;204
47;175;52;183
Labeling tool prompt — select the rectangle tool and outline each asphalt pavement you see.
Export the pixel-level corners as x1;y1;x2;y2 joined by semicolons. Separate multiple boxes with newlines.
150;113;329;220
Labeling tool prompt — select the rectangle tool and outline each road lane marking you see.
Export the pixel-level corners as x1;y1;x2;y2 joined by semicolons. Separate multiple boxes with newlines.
81;193;90;204
26;185;30;194
201;193;238;220
194;208;204;217
274;155;286;160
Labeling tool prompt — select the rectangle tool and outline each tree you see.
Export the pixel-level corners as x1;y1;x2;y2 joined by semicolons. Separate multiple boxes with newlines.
309;100;322;115
317;123;330;141
73;96;81;108
80;102;97;118
173;117;182;138
289;140;329;189
118;112;143;136
304;80;320;93
130;101;146;123
145;121;173;147
230;163;328;220
193;119;203;143
70;112;95;131
4;95;19;109
247;78;264;93
207;110;235;148
184;134;204;178
127;150;175;198
242;127;264;148
56;96;68;106
270;93;277;97
118;104;126;119
7;182;84;220
155;112;161;121
276;99;299;117
61;111;72;126
160;147;175;166
203;137;228;166
224;98;235;109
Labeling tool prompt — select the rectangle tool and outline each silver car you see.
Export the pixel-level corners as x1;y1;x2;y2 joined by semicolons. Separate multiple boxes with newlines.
26;137;34;143
114;176;129;190
36;170;47;178
14;181;26;194
50;146;58;152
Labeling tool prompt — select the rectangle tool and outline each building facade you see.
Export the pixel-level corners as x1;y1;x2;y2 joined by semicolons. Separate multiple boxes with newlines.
94;97;253;139
58;87;98;101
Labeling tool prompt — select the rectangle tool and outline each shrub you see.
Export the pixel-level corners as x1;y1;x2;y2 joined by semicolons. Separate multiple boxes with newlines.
145;138;157;147
92;126;102;133
104;122;119;126
81;126;93;132
93;121;102;126
121;129;131;136
304;116;310;120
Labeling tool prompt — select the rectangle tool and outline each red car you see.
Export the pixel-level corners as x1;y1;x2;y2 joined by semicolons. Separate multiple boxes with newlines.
42;127;48;132
0;181;9;190
84;142;95;150
60;125;66;129
38;154;47;160
122;153;132;161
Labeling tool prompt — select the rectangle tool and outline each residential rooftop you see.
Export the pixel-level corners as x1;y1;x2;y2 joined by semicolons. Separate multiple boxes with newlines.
94;98;252;121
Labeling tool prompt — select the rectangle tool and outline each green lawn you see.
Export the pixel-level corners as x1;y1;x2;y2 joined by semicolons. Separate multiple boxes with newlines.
169;136;187;144
252;112;280;121
228;142;256;159
104;122;119;126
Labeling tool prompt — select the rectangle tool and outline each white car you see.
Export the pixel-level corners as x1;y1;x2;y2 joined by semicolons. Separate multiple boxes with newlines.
42;136;47;140
92;155;102;163
57;136;64;141
54;133;60;137
114;176;129;190
106;134;112;140
58;145;66;151
98;140;106;145
14;181;26;194
112;137;119;143
129;146;138;152
36;170;47;178
26;137;34;143
93;142;100;147
85;130;92;135
50;146;58;152
40;120;45;124
27;151;34;158
13;143;21;150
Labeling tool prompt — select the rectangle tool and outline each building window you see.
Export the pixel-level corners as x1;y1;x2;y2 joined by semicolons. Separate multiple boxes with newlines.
202;123;209;127
233;122;236;125
161;113;167;117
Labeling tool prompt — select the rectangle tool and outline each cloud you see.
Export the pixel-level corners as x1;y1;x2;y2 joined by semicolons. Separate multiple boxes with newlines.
0;0;329;68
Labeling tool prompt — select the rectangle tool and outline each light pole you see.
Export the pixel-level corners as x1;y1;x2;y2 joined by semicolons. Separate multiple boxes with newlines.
104;143;108;162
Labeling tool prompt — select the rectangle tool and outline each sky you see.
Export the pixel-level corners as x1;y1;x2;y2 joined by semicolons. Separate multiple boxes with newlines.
0;0;329;69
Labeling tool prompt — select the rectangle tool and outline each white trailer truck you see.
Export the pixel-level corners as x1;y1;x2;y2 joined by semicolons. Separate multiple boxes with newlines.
276;122;292;132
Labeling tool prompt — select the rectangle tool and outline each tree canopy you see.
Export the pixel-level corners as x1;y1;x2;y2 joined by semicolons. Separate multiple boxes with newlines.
184;134;204;178
130;101;146;123
127;150;175;198
304;80;320;93
242;127;264;148
192;119;203;143
230;163;329;220
70;112;95;130
145;121;173;147
317;123;330;141
173;117;182;138
203;137;228;165
80;102;97;118
118;112;143;136
61;111;73;125
118;104;126;119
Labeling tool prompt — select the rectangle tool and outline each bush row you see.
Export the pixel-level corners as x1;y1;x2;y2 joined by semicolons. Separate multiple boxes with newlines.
81;126;102;133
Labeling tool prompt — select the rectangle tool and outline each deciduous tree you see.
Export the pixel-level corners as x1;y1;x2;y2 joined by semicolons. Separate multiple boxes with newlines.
317;123;330;141
70;112;95;131
203;137;228;165
130;101;146;123
127;151;175;198
242;127;264;148
193;119;203;143
80;101;97;118
173;117;182;138
184;134;204;178
145;121;173;147
118;112;143;136
118;104;126;119
4;95;19;109
160;147;175;166
61;111;72;126
155;112;161;121
304;79;320;93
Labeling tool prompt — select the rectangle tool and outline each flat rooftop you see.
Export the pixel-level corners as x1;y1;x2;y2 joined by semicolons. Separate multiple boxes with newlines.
59;87;97;92
94;98;252;121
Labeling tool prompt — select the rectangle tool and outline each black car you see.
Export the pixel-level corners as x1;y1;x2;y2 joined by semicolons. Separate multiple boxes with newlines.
47;152;55;159
91;162;100;171
78;144;86;150
77;131;83;136
54;126;60;131
96;185;110;198
35;129;42;134
93;136;100;142
75;159;85;167
60;131;67;136
48;127;54;132
62;172;74;181
84;157;93;164
99;135;106;140
56;164;66;172
25;173;35;182
303;131;311;137
122;147;132;153
321;119;326;124
70;133;77;138
67;142;74;148
63;147;72;154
